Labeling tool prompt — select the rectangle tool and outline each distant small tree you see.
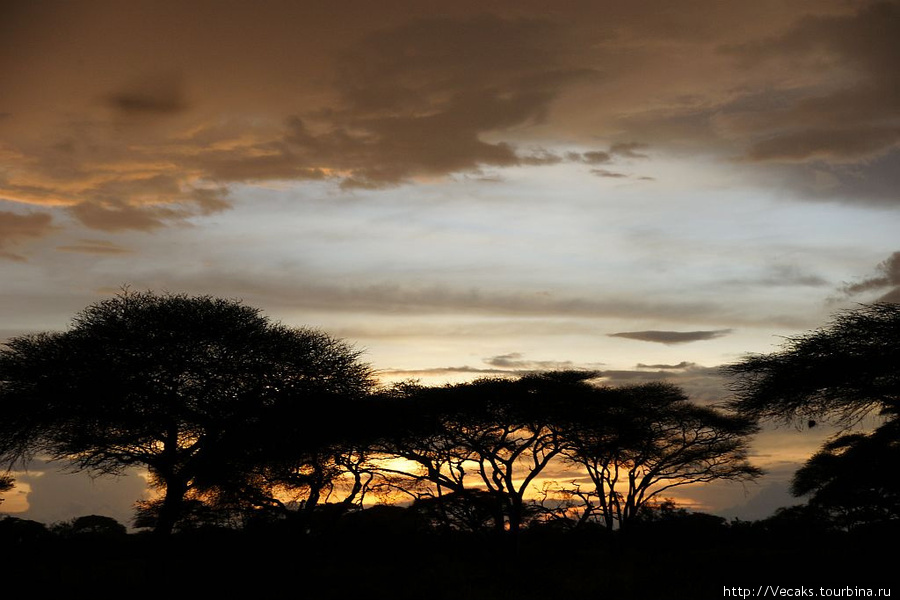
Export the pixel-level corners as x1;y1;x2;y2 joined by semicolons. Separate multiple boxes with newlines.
0;290;374;534
51;514;127;538
0;516;50;545
410;490;504;533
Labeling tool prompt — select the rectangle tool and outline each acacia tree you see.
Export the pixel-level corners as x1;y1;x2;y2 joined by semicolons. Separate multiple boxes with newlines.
0;290;373;534
726;303;900;526
790;420;900;530
374;372;760;534
195;394;379;530
559;382;760;530
373;372;594;535
726;303;900;426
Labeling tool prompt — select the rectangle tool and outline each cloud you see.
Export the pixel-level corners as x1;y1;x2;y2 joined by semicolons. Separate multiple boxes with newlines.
842;251;900;302
260;14;599;190
2;0;895;256
56;239;132;255
14;460;148;527
609;142;649;158
106;73;188;116
122;272;733;324
578;151;612;165
0;9;601;228
725;264;829;289
724;2;900;165
635;361;697;370
608;329;733;344
482;352;601;371
590;169;628;178
0;210;56;260
378;365;513;379
379;353;604;383
760;265;829;288
746;126;900;163
598;362;730;403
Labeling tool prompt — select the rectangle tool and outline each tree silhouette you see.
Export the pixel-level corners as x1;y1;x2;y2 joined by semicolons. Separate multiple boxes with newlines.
559;382;760;529
374;372;759;534
790;420;900;530
194;394;378;529
51;514;128;539
726;303;900;427
726;303;900;527
0;474;12;505
374;373;593;535
0;290;373;534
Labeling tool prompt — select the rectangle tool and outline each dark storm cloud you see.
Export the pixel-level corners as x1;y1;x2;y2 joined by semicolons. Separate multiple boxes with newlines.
0;210;55;260
608;329;733;344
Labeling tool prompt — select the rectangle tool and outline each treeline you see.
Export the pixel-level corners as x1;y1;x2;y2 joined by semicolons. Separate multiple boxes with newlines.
1;291;899;539
0;291;760;535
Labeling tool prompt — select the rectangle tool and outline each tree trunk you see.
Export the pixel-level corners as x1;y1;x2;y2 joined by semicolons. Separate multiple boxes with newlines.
156;475;188;536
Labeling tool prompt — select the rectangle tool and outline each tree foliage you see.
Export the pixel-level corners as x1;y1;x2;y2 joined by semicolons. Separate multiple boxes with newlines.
726;303;900;528
790;420;900;530
560;382;760;529
0;290;374;534
373;372;759;533
726;303;900;426
373;373;583;534
0;474;12;505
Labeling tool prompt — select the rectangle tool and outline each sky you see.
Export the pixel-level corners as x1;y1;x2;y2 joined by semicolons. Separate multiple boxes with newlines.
1;0;899;525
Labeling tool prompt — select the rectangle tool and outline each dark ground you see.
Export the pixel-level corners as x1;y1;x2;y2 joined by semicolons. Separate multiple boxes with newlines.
2;513;896;599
